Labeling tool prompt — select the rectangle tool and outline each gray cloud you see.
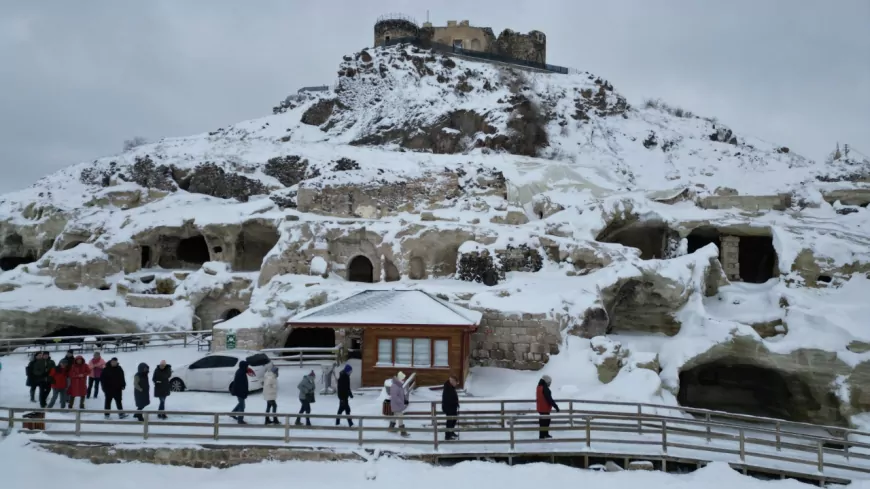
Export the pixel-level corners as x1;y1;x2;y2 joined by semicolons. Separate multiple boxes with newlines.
1;0;867;193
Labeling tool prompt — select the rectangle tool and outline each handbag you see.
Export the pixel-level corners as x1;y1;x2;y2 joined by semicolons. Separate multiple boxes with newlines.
382;399;393;416
305;392;315;404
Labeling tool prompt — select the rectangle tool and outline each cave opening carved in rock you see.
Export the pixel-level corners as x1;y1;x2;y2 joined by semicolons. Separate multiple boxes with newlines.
62;241;84;251
158;235;210;269
233;222;280;272
141;246;152;268
596;221;671;260
678;360;827;423
284;327;336;351
347;255;374;283
605;278;682;336
686;227;777;284
0;254;36;271
43;326;107;340
222;308;242;321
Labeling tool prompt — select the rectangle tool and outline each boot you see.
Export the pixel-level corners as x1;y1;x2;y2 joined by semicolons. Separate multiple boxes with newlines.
400;430;410;438
104;414;110;420
264;419;271;425
335;419;341;426
237;418;247;425
348;419;354;428
119;413;129;419
294;418;302;426
388;421;396;432
305;419;312;426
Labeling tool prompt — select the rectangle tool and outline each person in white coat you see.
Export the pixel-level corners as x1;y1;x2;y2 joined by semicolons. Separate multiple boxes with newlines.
263;366;279;425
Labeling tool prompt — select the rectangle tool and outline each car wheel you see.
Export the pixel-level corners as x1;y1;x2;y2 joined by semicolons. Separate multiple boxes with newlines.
169;378;185;392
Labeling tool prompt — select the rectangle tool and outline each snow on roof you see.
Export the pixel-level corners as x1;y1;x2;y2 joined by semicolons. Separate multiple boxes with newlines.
290;290;482;326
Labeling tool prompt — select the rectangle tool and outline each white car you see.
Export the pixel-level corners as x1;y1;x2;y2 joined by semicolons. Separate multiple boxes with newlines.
169;350;273;393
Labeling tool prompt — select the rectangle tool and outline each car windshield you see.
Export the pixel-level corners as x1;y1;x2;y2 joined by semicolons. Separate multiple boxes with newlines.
245;353;271;367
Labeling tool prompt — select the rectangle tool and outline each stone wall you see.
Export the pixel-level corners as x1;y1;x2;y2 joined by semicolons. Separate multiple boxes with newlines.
296;176;453;218
720;235;740;281
374;18;419;46
469;308;564;370
38;441;363;468
211;327;265;352
699;194;791;212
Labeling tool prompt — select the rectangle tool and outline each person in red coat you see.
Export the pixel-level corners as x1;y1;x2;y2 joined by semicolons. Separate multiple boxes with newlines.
535;375;559;439
47;359;71;409
67;356;91;409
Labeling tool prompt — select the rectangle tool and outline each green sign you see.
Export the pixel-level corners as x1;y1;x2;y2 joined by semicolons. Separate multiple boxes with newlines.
226;332;236;350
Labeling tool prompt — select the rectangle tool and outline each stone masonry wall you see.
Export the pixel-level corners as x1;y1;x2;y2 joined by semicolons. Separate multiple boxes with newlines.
469;308;564;370
211;327;265;352
720;235;740;281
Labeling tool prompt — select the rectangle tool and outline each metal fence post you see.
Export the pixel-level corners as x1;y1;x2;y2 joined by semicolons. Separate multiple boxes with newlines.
75;410;82;437
817;440;824;473
509;417;515;450
213;414;219;440
284;415;291;443
299;352;303;368
739;429;745;462
432;407;439;451
358;417;364;447
8;408;13;430
660;420;667;453
143;412;150;440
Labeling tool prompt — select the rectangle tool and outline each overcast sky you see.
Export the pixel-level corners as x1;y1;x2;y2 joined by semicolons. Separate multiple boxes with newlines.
1;0;867;194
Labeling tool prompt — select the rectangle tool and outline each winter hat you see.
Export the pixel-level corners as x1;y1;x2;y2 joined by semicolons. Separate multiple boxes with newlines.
542;375;552;386
110;357;118;363
271;365;279;374
396;371;406;382
308;370;316;377
343;364;352;373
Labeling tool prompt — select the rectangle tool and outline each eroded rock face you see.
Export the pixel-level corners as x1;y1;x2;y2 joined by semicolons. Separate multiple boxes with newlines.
186;163;269;202
571;306;609;339
791;248;870;287
600;271;690;336
301;99;338;126
263;155;314;187
127;156;177;191
0;308;140;340
457;248;500;286
590;336;628;383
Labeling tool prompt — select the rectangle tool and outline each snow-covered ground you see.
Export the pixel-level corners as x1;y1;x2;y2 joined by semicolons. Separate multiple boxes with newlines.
5;432;859;489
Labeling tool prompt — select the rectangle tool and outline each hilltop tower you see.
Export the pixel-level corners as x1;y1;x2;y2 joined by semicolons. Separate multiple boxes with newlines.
374;14;419;46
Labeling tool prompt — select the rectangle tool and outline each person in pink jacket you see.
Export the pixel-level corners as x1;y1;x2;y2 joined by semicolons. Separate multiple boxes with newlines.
87;351;107;399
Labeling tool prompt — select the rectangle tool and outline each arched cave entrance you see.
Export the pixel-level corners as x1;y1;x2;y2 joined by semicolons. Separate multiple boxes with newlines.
222;308;242;321
686;227;777;283
233;222;279;272
62;241;84;251
158;235;210;269
40;326;108;345
347;255;374;283
0;254;36;271
284;327;336;351
678;360;833;423
596;222;671;260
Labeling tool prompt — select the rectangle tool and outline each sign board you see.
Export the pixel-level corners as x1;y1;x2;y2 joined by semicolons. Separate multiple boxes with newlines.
226;332;236;350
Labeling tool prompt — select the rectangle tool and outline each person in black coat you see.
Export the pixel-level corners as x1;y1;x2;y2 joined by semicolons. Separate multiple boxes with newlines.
133;362;151;421
230;360;249;424
100;358;127;419
441;375;460;440
25;352;41;403
152;360;172;420
335;364;354;427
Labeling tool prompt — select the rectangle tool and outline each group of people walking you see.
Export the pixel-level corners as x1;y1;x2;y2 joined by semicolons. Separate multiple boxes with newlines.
25;351;173;421
24;350;560;440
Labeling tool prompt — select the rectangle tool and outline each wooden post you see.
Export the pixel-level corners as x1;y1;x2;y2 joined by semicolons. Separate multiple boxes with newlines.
285;415;291;443
817;440;824;473
299;352;303;368
8;408;13;430
569;401;574;428
143;412;150;440
432;404;439;450
705;413;711;442
637;405;642;434
75;410;82;437
509;417;515;450
500;401;505;429
585;417;591;448
739;429;745;462
775;421;781;451
358;417;364;447
661;420;667;453
213;414;219;440
183;335;188;348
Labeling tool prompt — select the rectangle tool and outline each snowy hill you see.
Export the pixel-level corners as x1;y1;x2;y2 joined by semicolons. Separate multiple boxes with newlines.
1;44;870;430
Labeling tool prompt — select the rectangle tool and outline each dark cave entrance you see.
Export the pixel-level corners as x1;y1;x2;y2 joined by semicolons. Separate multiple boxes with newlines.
177;236;210;265
348;255;374;283
284;327;336;351
678;361;822;422
596;222;670;260
686;227;776;283
141;246;152;268
686;226;721;254
233;222;280;272
62;241;84;251
41;326;108;344
0;254;36;271
222;308;242;321
738;235;777;283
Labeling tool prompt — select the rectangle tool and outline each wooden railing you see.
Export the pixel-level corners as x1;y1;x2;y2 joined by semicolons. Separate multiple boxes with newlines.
0;330;214;355
261;346;342;367
3;398;870;480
